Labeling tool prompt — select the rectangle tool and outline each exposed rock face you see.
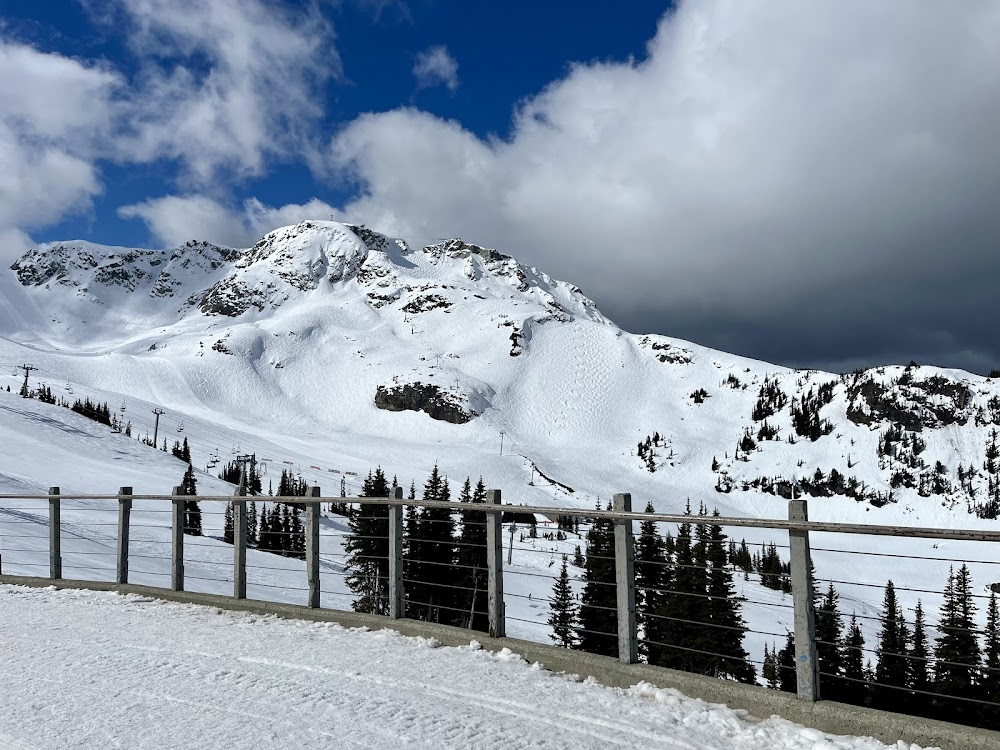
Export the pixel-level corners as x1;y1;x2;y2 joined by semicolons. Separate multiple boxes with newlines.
846;370;974;429
374;382;475;424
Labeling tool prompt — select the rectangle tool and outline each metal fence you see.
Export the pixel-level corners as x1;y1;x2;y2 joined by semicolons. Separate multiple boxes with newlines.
3;486;1000;725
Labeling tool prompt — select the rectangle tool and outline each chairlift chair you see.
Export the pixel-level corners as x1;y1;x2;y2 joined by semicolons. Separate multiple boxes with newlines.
176;420;184;433
120;400;127;412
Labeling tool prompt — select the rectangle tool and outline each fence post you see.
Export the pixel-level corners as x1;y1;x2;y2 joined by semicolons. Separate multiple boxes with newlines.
117;486;132;585
485;489;506;638
388;486;404;619
171;486;185;592
306;486;321;608
789;498;819;701
613;493;637;664
233;487;247;600
48;486;62;580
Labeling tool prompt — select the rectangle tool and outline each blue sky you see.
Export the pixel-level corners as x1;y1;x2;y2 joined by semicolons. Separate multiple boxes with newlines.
2;1;1000;373
2;0;667;248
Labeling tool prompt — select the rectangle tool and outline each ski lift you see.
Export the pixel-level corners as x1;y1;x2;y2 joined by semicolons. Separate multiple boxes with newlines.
176;420;185;433
10;367;17;377
120;400;127;412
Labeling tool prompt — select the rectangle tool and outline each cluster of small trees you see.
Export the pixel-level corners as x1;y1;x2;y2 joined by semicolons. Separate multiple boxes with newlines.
636;432;669;473
548;501;756;683
762;565;1000;729
751;377;787;421
223;499;306;558
343;466;491;630
791;385;835;441
70;397;112;426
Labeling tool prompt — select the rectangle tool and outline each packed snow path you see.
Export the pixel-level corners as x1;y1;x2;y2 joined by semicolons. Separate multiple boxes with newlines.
0;585;923;750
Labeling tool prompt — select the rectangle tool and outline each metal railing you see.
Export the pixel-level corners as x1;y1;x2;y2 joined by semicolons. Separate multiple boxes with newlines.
3;486;1000;725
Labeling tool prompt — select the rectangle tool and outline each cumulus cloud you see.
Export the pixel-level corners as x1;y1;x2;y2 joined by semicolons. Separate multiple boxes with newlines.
413;46;459;91
118;194;340;248
1;0;336;260
0;42;120;263
328;0;1000;371
108;0;337;185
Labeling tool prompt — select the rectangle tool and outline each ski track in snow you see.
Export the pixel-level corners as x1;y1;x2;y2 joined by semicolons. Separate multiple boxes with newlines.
0;584;928;750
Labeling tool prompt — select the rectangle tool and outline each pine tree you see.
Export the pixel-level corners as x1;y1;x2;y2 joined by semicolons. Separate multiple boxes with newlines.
258;503;273;552
223;501;234;544
405;465;458;624
549;556;578;648
777;632;797;693
247;500;258;547
762;643;779;689
934;564;981;717
657;503;709;673
635;502;670;662
815;583;845;701
180;464;202;536
578;501;618;657
982;593;1000;728
345;468;391;614
873;580;909;711
907;600;933;715
841;614;866;705
455;477;489;631
702;510;754;682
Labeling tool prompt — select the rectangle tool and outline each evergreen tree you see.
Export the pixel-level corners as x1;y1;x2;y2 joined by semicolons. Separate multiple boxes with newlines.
777;632;797;693
762;643;779;689
815;583;845;701
702;510;754;682
873;580;910;711
258;503;274;552
982;593;1000;728
934;564;981;717
247;500;258;547
655;504;709;673
841;614;867;705
405;465;458;624
455;477;489;631
223;501;234;544
290;506;305;559
345;468;391;614
180;463;202;536
908;600;933;715
548;556;578;648
578;500;618;657
635;502;670;662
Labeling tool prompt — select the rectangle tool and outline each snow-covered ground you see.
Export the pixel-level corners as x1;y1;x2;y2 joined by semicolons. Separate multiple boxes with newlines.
0;584;928;750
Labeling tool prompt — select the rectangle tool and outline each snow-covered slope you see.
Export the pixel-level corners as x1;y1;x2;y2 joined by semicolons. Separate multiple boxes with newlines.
2;220;998;527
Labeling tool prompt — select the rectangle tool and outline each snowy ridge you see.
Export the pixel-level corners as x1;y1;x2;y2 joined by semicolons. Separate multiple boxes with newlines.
2;219;999;524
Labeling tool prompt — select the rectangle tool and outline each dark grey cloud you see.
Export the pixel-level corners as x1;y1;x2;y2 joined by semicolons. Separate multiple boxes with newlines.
314;0;1000;375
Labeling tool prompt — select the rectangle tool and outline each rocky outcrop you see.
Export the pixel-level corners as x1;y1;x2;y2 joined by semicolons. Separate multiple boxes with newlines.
374;382;476;424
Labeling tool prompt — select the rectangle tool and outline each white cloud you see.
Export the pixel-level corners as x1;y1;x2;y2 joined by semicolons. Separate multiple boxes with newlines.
0;0;338;260
328;0;1000;367
413;46;459;91
118;195;340;248
109;0;338;185
0;42;120;263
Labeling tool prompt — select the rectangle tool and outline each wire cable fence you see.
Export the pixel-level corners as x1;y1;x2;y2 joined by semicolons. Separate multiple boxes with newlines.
4;489;1000;731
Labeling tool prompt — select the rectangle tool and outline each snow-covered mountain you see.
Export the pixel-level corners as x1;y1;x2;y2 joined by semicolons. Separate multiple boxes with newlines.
2;219;999;530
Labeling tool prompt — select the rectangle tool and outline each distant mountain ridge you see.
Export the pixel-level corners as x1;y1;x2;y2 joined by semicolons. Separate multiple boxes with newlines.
3;220;999;525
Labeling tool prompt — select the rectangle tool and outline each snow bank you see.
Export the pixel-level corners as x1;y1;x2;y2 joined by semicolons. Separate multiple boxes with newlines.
0;584;931;750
